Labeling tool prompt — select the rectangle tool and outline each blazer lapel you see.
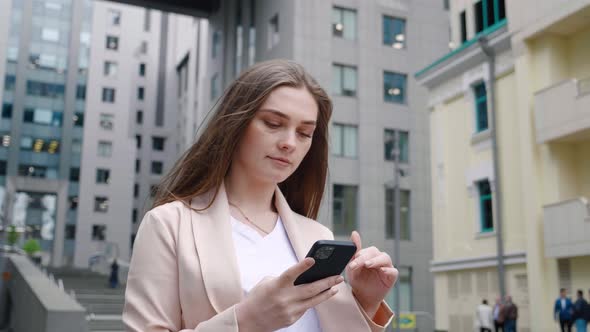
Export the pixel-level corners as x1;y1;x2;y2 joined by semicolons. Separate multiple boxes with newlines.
274;187;371;332
190;183;243;313
274;187;309;261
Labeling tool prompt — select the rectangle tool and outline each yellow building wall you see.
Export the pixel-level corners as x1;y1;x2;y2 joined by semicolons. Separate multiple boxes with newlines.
571;256;590;297
568;25;590;80
433;265;529;332
430;68;524;262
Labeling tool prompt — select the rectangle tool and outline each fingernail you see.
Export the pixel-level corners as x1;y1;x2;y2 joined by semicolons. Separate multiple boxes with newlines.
365;260;373;267
336;276;344;283
349;262;357;269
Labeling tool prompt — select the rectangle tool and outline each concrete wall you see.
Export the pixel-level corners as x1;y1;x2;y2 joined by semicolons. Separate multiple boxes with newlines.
5;254;87;332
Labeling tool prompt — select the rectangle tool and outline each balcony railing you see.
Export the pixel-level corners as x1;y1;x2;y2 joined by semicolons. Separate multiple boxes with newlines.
534;77;590;143
543;197;590;258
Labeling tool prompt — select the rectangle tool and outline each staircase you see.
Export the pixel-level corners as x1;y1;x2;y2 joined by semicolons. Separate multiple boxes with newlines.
47;268;126;332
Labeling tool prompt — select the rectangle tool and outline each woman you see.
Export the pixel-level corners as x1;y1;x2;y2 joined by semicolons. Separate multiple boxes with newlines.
123;60;397;331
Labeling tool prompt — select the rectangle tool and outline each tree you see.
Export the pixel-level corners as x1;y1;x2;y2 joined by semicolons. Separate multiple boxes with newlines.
7;225;19;247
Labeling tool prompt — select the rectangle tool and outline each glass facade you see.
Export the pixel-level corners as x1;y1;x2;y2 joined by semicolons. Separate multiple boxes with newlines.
0;0;94;265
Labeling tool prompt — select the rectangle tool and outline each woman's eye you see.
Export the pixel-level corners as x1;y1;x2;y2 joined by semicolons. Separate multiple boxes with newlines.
299;132;313;138
264;121;280;128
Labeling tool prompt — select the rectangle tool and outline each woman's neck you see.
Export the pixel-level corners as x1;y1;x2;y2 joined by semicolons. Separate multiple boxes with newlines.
224;169;276;214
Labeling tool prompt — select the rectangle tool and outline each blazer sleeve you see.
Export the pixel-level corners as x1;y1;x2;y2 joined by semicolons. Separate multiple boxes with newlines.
321;225;394;330
354;297;395;332
123;210;239;332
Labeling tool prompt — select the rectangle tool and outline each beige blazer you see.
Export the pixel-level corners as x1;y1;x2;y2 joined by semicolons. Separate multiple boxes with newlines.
123;184;393;332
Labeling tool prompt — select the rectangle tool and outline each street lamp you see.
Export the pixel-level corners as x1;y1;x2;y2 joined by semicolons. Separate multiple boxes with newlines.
391;130;402;332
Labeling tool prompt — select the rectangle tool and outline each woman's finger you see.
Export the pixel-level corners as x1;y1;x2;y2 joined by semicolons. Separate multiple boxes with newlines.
363;252;392;269
378;267;399;286
348;247;381;270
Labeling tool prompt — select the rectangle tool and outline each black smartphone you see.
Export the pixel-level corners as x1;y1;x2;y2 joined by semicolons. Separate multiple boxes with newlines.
294;240;357;285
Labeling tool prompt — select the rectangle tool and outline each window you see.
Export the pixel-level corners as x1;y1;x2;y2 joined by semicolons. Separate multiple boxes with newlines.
1;134;10;148
474;0;506;34
4;75;16;91
140;41;148;54
102;87;115;103
135;159;140;173
150;185;158;198
74;113;84;127
332;7;356;40
386;267;412;312
76;85;86;100
0;161;6;175
212;30;221;58
96;168;110;184
136;135;142;149
106;35;119;50
460;11;467;43
19;137;54;152
136;110;143;124
474;82;488;132
69;167;80;182
71;139;81;154
478;179;493;232
134;183;139;198
23;108;62;127
132;208;138;224
2;104;12;119
332;64;357;97
94;197;109;213
333;185;357;236
98;141;112;157
383;16;406;49
26;81;65;98
385;188;411;240
100;114;114;130
384;129;409;163
152;136;165;151
137;87;145;100
104;61;118;77
268;14;279;49
41;28;59;42
65;224;76;240
108;9;121;26
144;9;151;31
69;196;79;210
151;161;163;175
332;124;358;158
443;0;450;10
18;165;57;179
384;71;407;104
210;73;219;100
139;63;146;76
92;224;106;241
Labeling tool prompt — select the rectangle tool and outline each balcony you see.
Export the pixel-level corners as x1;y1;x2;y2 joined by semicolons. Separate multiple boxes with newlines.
534;77;590;144
543;197;590;258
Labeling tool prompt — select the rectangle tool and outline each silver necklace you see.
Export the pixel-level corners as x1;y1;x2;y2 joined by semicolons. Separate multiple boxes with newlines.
228;202;274;235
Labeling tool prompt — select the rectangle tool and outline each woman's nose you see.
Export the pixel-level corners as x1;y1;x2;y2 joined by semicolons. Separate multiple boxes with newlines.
278;130;296;151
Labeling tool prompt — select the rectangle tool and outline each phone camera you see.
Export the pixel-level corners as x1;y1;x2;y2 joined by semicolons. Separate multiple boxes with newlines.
314;246;335;260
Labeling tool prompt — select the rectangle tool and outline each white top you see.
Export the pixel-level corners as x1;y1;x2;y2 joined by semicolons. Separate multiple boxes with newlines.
230;215;322;332
476;304;494;328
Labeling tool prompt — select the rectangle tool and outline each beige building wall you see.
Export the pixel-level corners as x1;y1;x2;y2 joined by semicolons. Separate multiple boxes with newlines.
423;1;590;331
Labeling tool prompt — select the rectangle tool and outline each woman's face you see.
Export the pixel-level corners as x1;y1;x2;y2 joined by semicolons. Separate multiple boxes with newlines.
232;86;319;184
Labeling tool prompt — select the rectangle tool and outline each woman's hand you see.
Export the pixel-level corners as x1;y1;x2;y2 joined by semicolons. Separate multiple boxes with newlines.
346;231;398;318
235;258;343;332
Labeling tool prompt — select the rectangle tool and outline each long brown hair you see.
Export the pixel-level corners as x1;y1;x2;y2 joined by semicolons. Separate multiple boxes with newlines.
152;59;332;219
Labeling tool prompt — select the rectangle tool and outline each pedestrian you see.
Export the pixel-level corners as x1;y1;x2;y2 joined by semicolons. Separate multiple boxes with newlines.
122;60;398;331
554;288;574;332
573;290;588;332
493;296;505;332
109;259;119;289
476;299;494;332
502;295;518;332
